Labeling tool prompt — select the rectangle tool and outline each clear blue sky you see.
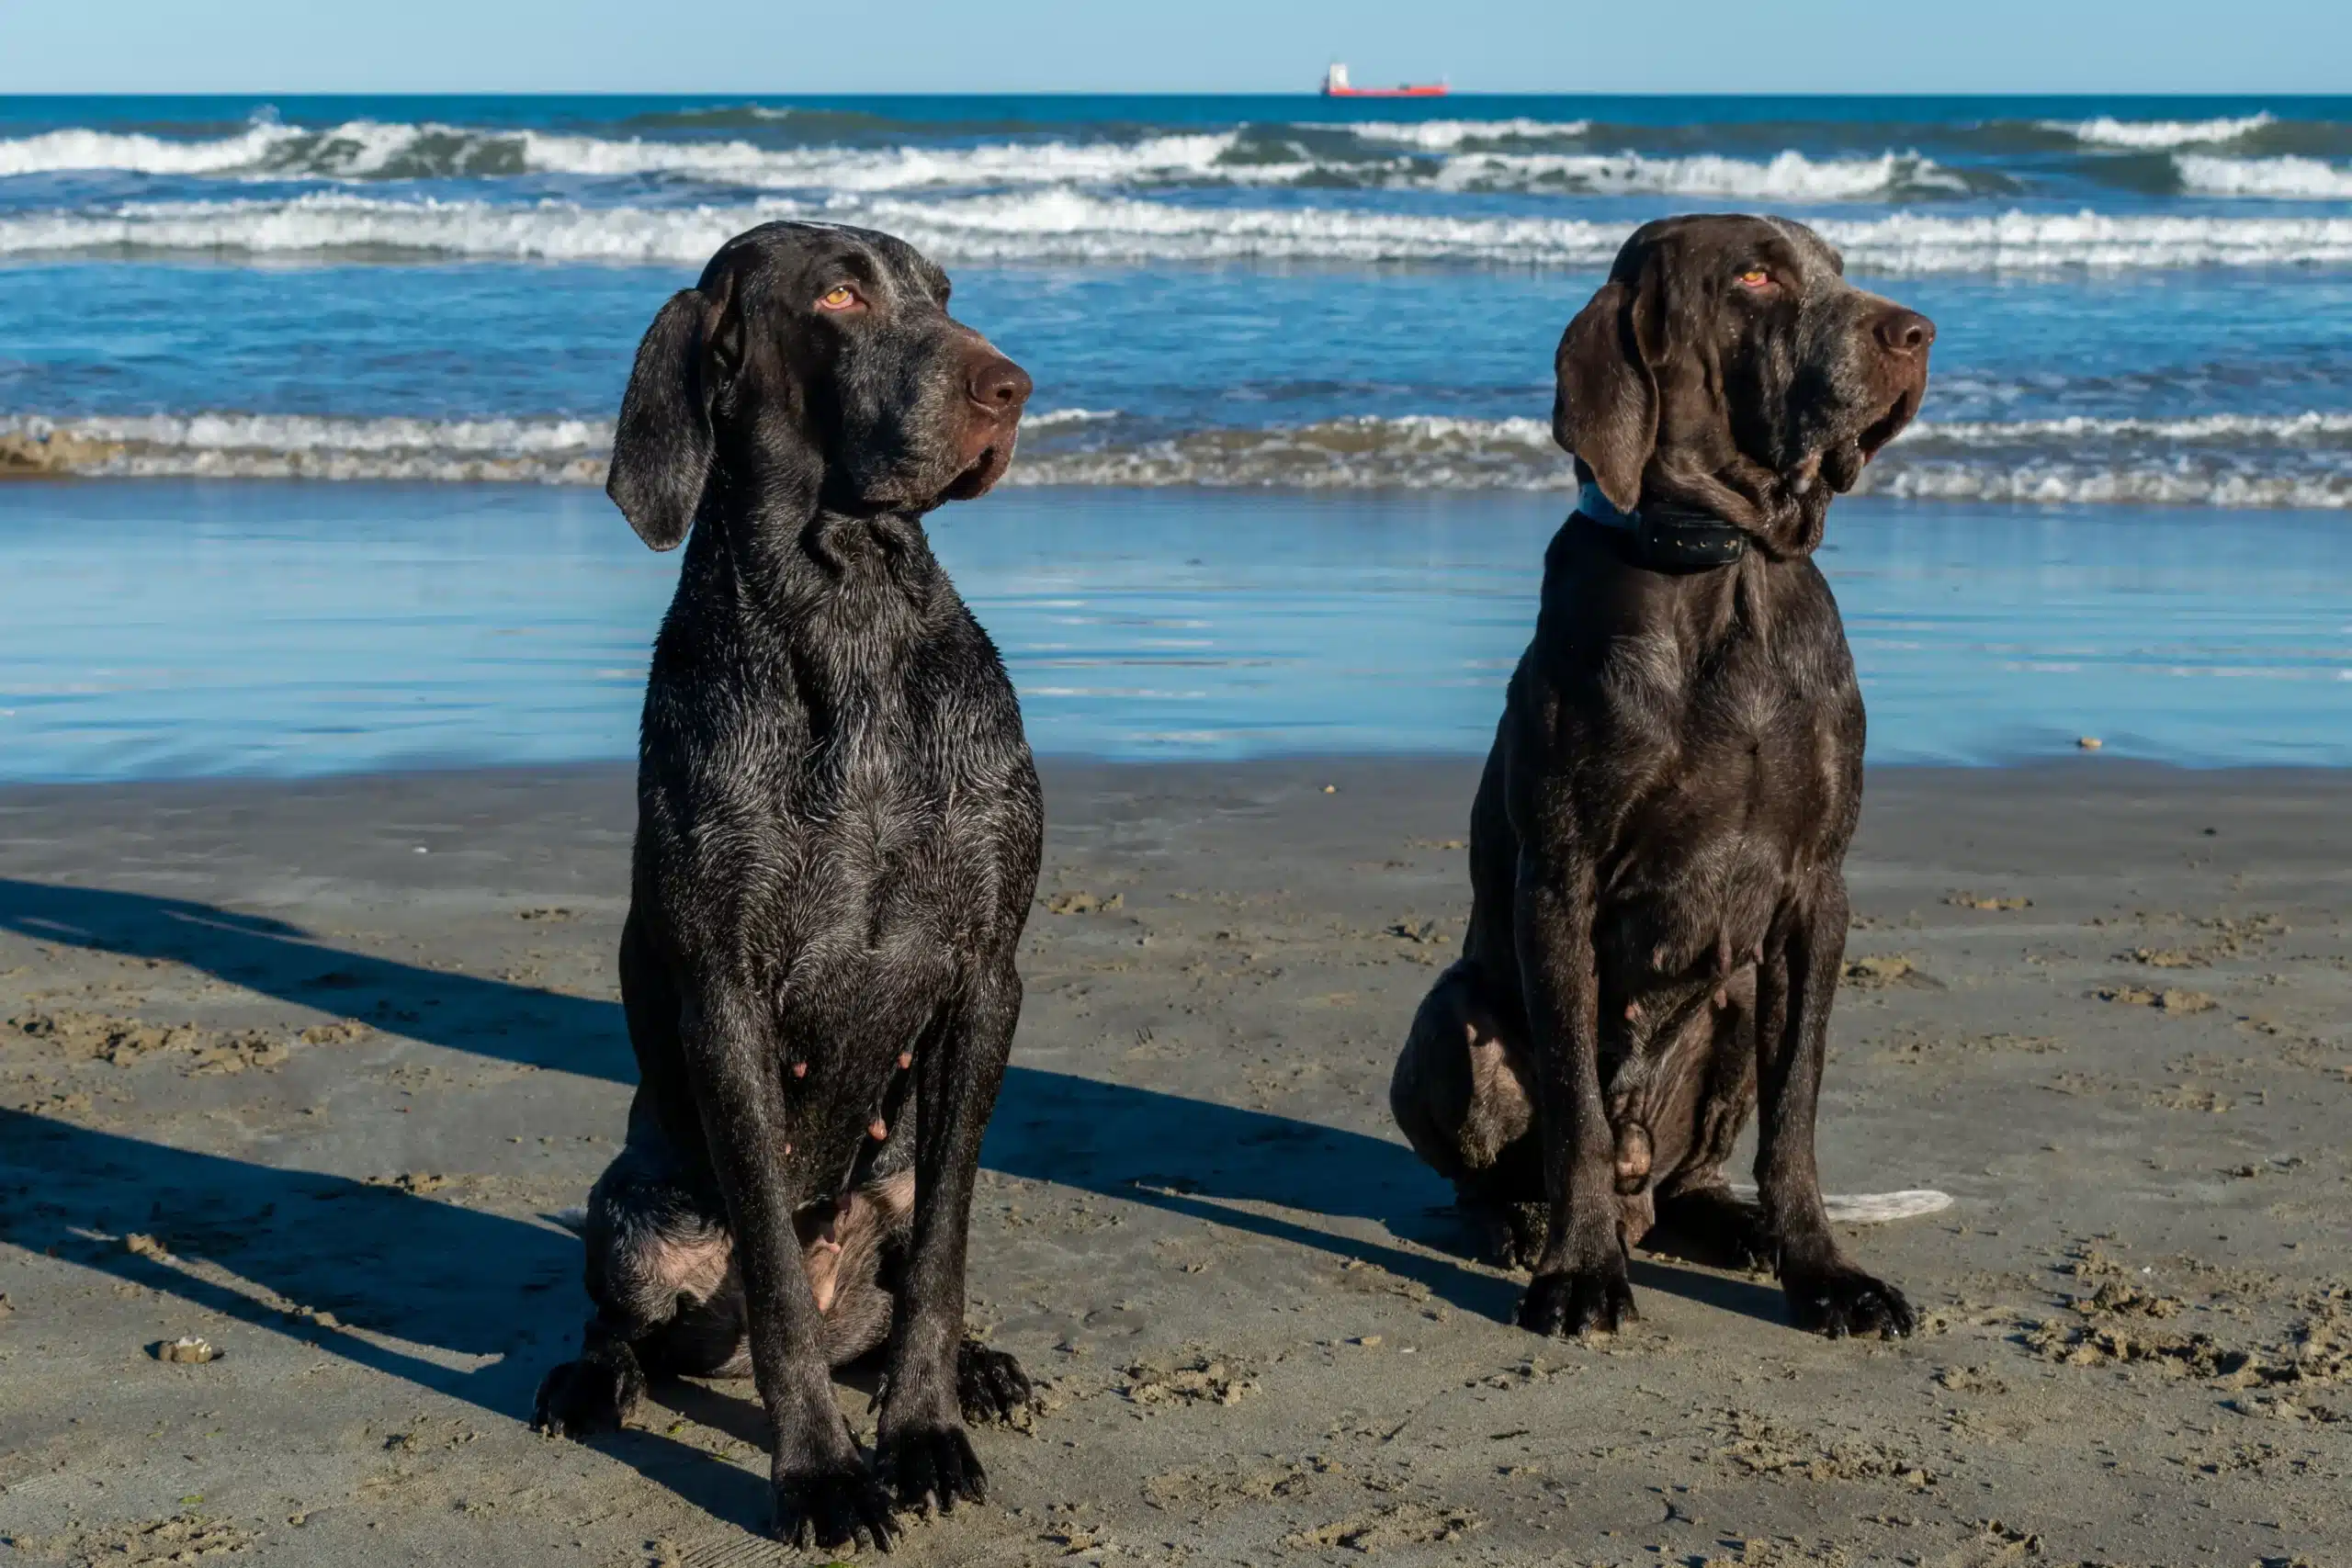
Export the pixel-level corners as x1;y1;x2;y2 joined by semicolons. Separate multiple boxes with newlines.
0;0;2343;96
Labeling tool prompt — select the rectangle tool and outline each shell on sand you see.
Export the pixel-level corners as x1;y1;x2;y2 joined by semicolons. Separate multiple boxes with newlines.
1725;1182;1954;1224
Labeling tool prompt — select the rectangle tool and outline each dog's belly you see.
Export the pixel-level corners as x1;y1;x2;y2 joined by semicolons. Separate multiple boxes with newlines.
1597;828;1787;992
766;935;948;1184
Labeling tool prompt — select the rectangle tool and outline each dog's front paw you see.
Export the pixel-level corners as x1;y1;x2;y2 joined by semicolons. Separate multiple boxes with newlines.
956;1340;1037;1428
774;1461;899;1552
1518;1261;1637;1337
1784;1264;1914;1340
533;1351;644;1438
877;1420;988;1517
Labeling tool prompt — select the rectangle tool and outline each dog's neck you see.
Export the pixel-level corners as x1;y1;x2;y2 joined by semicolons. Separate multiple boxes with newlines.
1577;445;1840;563
686;484;955;655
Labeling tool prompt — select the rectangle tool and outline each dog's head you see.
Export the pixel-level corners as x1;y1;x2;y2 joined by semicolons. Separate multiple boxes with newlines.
607;221;1031;549
1553;213;1932;557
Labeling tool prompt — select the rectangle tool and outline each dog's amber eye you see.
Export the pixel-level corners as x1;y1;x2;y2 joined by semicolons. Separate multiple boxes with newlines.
1737;268;1772;288
817;285;860;311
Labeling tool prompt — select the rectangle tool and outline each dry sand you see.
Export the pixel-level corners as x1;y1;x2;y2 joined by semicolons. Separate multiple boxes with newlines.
0;759;2346;1567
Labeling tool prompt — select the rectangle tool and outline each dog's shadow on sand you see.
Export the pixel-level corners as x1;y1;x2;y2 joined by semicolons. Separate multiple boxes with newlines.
0;876;1788;1527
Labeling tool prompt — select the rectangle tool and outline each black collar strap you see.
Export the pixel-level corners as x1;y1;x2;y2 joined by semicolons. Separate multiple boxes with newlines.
1575;481;1748;569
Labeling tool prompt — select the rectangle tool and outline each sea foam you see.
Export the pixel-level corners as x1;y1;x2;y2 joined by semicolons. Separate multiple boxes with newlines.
15;409;2350;508
8;192;2352;273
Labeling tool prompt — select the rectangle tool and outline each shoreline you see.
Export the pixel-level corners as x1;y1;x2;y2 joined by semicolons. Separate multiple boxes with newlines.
3;753;2349;799
3;759;2348;1564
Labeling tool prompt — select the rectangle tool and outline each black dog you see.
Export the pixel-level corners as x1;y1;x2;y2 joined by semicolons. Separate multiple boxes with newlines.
1390;214;1934;1342
535;221;1040;1551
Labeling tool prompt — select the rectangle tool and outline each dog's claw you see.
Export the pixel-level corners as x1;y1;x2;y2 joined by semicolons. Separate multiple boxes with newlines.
879;1424;989;1517
532;1352;643;1438
774;1465;899;1553
1786;1266;1915;1340
1518;1263;1637;1338
956;1341;1037;1427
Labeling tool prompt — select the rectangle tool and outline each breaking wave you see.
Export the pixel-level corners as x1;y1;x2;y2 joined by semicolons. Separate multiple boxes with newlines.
2046;112;2277;150
9;192;2352;272
1427;149;1965;199
1332;118;1595;149
0;411;612;483
0;117;1963;199
12;409;2350;508
2176;153;2352;199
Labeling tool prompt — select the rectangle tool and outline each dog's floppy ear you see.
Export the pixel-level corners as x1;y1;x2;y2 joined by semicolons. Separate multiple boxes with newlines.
1552;259;1661;513
607;272;738;551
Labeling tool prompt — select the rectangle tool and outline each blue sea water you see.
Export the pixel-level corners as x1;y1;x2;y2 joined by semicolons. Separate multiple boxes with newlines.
1;94;2350;776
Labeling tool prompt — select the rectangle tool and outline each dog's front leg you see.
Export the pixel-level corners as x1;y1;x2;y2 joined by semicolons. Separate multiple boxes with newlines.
1755;875;1914;1340
1512;848;1636;1337
875;959;1029;1516
684;989;898;1553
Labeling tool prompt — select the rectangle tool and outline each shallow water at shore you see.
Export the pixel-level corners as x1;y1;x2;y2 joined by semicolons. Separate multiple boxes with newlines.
2;480;2346;780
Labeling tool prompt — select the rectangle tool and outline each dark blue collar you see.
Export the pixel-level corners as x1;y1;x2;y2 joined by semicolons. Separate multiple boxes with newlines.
1575;482;1749;569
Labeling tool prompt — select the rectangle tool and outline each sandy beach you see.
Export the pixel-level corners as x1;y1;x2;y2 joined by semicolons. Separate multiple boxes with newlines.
0;758;2346;1566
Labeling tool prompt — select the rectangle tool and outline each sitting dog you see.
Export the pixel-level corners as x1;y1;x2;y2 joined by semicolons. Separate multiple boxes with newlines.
535;221;1040;1551
1390;214;1936;1342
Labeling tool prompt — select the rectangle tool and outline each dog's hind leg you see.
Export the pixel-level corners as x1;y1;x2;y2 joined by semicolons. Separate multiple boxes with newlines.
1392;960;1546;1265
536;1121;735;1437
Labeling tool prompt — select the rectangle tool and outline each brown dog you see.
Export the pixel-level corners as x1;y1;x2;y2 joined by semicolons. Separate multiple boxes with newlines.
1391;214;1933;1340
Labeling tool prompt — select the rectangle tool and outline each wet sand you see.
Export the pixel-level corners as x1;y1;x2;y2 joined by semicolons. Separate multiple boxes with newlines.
0;759;2346;1566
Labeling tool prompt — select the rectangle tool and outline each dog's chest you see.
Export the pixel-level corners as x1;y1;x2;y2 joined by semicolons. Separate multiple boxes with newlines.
1590;623;1856;974
738;770;1006;979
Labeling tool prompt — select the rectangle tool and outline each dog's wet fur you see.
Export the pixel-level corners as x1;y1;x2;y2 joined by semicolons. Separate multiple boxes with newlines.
533;221;1040;1552
1391;215;1935;1342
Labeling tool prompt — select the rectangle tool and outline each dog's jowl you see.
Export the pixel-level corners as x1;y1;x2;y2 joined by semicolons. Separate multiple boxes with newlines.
535;222;1040;1551
1390;214;1935;1343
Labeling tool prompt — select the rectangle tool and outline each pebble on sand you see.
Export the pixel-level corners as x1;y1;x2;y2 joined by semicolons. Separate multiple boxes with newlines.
2077;737;2103;750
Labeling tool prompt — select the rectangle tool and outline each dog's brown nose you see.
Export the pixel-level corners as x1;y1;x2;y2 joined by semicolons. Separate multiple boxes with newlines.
967;354;1032;413
1873;307;1936;355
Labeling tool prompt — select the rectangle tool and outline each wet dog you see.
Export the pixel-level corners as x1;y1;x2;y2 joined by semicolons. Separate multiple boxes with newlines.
1390;214;1937;1341
534;221;1039;1551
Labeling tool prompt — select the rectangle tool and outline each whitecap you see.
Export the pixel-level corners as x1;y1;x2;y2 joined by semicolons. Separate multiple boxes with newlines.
2175;153;2352;199
2047;111;2275;149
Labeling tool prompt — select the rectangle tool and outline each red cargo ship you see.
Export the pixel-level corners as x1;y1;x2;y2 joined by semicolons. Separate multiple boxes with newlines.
1319;63;1449;98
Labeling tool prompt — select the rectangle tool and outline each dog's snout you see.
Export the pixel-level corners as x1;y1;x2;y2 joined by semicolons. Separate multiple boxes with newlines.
966;353;1032;414
1872;306;1936;356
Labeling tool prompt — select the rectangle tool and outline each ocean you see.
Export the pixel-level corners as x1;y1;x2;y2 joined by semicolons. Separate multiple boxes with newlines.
2;93;2350;776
